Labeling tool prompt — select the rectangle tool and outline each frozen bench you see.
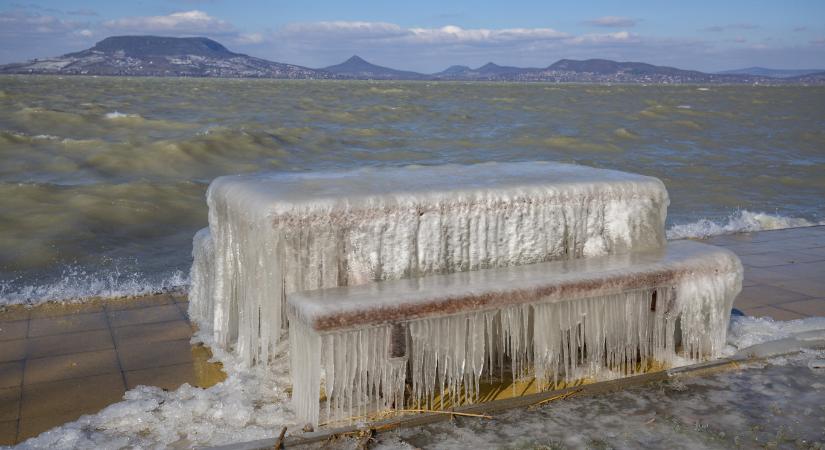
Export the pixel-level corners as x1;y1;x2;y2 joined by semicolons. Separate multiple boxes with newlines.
190;162;670;366
287;240;742;425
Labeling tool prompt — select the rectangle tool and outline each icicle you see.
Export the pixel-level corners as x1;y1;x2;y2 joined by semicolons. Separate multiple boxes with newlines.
316;325;407;425
188;228;214;331
289;318;321;427
673;269;742;360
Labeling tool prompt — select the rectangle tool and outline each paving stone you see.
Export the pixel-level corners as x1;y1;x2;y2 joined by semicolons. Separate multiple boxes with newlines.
776;298;825;317
0;361;23;389
125;363;197;391
740;306;806;321
24;350;120;385
28;312;108;338
0;387;21;422
107;304;184;328
20;372;125;419
117;339;193;372
0;320;28;342
26;329;114;359
112;320;192;347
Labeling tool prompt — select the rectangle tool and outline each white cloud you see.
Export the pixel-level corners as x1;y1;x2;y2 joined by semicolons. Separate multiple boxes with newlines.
0;10;85;35
406;25;568;44
67;9;98;17
281;21;406;40
234;32;265;45
265;21;654;71
585;16;637;28
278;21;568;46
103;10;233;34
566;31;638;45
702;23;759;32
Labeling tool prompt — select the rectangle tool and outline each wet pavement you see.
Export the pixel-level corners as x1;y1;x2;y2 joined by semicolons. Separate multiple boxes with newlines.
0;225;823;445
0;294;225;445
704;225;825;319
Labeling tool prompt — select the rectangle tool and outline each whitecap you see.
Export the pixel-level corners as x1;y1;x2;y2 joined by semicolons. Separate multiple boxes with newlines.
104;111;140;120
0;266;188;306
666;210;822;240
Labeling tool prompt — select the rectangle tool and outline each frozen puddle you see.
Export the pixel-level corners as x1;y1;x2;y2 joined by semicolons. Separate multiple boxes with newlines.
10;316;825;449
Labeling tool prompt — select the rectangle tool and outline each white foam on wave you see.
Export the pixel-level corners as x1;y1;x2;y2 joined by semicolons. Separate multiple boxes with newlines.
104;111;140;120
666;210;822;240
0;266;188;306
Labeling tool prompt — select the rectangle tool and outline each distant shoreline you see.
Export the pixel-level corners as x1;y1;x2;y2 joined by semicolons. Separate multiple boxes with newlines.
3;35;823;85
3;73;824;86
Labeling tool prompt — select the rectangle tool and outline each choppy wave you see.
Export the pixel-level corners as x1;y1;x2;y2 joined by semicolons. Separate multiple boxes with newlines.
0;266;188;306
1;78;824;307
666;210;823;239
104;111;140;120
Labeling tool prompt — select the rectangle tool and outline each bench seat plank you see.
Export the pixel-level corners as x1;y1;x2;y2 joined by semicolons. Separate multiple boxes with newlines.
288;240;740;333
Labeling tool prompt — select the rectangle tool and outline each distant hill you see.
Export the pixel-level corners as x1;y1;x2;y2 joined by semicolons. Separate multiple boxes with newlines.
435;62;538;80
787;71;825;83
1;36;820;84
716;67;825;78
434;65;471;76
0;35;328;78
70;36;235;58
548;58;705;77
432;58;751;83
322;55;427;80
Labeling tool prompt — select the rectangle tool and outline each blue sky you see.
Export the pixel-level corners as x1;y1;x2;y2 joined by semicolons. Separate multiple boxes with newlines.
1;0;824;71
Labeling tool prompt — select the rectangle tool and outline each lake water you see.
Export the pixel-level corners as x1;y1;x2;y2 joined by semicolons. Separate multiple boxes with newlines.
1;76;824;304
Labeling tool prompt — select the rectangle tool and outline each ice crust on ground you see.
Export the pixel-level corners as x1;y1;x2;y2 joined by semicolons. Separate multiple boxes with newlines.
726;315;825;350
289;242;743;425
11;316;825;449
380;347;825;450
192;161;670;368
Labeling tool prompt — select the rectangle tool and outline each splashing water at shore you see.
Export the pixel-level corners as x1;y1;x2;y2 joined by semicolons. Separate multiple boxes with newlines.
666;210;823;240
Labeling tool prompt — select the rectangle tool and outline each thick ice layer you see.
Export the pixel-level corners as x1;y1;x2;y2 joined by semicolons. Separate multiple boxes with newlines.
189;227;215;333
288;241;742;425
288;240;740;332
195;162;669;365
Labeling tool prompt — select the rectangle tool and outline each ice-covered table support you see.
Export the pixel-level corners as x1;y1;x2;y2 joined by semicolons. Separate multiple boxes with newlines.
287;241;743;425
189;162;670;367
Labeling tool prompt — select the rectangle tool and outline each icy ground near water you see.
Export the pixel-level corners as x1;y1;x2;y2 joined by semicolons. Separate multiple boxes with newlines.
9;316;825;450
382;349;825;450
